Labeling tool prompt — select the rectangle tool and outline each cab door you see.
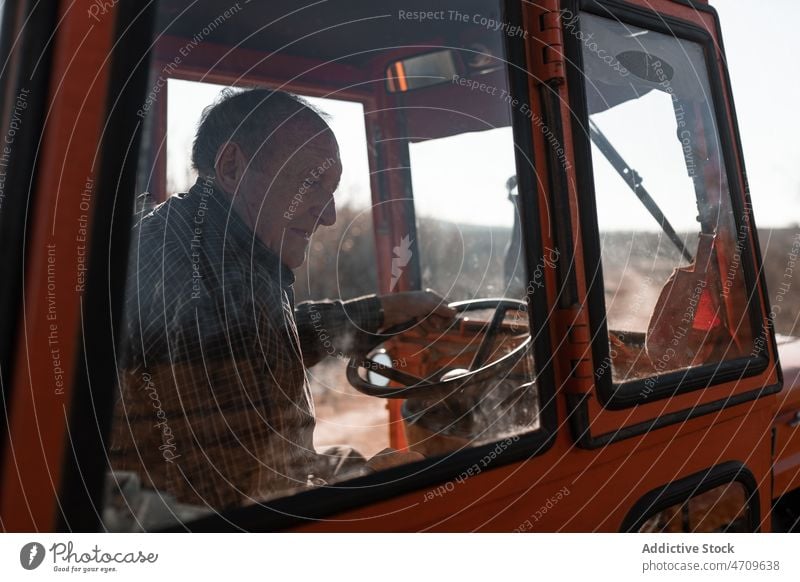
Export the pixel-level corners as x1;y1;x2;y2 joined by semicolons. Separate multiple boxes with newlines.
551;0;779;448
518;0;776;530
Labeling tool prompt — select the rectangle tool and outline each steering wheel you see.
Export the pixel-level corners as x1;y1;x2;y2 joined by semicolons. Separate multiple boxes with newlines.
346;298;531;398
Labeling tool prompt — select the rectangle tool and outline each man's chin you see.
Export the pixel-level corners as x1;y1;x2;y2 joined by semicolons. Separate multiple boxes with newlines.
280;245;308;270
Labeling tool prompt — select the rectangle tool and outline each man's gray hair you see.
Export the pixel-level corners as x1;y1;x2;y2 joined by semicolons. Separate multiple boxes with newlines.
191;88;329;178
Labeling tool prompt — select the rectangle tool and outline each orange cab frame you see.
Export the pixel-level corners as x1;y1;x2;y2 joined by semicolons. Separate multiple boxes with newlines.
0;0;797;533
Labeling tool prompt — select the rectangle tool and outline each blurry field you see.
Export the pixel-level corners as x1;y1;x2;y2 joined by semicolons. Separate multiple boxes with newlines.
308;358;390;457
758;227;800;336
599;231;694;332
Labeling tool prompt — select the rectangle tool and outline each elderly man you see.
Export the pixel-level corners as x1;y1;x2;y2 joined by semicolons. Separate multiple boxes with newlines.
110;88;452;510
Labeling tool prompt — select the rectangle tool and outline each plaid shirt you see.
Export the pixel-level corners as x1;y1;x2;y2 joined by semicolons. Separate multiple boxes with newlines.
110;177;383;510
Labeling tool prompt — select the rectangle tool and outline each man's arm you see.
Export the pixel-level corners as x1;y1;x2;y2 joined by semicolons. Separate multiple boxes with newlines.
295;290;456;367
294;295;383;366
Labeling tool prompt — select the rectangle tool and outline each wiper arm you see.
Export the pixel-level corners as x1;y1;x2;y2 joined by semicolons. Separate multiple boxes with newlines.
588;119;693;263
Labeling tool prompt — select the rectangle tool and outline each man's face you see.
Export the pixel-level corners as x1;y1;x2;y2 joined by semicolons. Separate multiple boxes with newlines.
236;126;341;269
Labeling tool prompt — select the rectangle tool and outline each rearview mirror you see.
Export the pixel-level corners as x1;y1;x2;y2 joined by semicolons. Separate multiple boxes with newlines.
386;49;461;93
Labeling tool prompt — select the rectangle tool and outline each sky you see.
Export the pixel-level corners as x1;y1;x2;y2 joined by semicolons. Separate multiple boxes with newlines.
165;1;800;231
710;0;800;228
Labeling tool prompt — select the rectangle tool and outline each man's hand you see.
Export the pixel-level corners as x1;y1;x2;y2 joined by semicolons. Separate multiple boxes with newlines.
378;289;456;333
365;448;425;473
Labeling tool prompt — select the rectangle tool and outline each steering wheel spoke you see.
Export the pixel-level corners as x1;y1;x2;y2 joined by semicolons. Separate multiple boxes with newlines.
469;303;513;370
356;357;429;387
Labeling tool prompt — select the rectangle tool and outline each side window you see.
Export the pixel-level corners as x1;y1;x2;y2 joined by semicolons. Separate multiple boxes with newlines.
579;13;756;386
636;481;754;533
103;0;540;529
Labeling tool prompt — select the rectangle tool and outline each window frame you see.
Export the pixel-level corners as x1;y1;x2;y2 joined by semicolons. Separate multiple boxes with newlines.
71;0;559;532
620;461;760;532
564;0;773;412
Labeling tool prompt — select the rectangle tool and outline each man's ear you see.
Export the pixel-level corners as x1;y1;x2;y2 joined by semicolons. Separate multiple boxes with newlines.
213;141;247;195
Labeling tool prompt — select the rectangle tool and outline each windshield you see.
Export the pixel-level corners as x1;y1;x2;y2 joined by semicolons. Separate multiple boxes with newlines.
409;127;525;300
104;0;542;530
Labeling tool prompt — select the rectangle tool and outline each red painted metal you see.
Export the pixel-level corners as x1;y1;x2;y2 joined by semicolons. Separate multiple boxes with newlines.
0;0;116;531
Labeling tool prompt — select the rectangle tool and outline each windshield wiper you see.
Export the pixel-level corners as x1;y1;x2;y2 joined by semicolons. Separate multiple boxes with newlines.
588;119;693;263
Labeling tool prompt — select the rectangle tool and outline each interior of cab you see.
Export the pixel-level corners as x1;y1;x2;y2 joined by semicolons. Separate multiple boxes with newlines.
107;0;764;527
122;0;540;509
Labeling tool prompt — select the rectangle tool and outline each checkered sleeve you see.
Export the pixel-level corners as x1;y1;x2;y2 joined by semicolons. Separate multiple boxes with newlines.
294;295;384;366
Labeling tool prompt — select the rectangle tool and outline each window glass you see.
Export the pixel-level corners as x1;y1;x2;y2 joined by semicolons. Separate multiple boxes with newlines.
411;127;527;300
104;0;539;529
579;13;755;384
638;482;752;533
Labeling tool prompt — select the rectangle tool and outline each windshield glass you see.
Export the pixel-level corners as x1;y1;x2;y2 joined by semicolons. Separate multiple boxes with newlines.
409;127;525;300
103;0;542;530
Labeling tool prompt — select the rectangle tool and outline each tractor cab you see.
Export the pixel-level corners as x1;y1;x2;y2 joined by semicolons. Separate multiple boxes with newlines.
0;0;796;533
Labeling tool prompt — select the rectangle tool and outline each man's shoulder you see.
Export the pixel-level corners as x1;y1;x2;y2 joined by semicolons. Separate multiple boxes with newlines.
134;192;196;242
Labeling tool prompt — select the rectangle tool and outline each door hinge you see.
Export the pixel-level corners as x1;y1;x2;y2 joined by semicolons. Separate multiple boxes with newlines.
524;0;566;85
556;307;594;394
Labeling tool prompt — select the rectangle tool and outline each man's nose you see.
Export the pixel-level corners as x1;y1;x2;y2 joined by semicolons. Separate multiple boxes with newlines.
314;199;336;227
